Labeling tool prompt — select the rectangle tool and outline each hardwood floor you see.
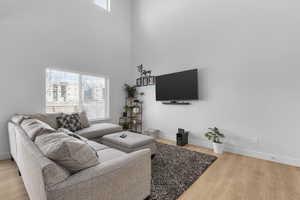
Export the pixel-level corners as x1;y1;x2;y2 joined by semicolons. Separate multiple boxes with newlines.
157;139;300;200
1;139;300;200
0;159;29;200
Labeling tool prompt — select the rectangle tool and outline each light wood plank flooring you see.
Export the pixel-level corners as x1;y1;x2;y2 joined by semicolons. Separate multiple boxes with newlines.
1;139;300;200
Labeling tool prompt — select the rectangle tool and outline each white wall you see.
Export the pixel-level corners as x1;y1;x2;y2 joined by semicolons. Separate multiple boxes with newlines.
0;0;133;159
2;0;300;167
132;0;300;166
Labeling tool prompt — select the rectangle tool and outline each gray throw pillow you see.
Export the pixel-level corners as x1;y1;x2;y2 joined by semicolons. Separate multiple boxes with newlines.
35;132;99;173
19;113;63;129
79;111;90;128
21;119;55;141
11;115;30;125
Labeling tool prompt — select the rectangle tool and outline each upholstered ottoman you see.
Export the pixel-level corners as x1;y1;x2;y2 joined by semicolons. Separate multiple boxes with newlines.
101;131;157;155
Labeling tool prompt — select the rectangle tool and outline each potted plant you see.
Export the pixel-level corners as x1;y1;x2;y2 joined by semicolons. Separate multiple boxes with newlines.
122;121;130;130
124;84;137;98
204;127;225;154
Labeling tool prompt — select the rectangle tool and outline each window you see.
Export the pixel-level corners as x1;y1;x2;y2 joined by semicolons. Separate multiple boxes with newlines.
94;0;110;11
46;69;109;120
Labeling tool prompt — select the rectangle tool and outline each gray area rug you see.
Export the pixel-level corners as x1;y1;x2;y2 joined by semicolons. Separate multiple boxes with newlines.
150;142;217;200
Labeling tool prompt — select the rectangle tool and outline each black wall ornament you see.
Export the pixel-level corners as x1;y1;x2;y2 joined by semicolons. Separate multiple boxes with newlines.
148;76;155;85
143;76;149;86
136;77;142;87
136;64;155;87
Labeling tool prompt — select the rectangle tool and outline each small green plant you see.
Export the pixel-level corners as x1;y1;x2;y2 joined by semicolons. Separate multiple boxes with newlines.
204;127;225;144
122;122;130;130
124;84;137;98
124;105;131;111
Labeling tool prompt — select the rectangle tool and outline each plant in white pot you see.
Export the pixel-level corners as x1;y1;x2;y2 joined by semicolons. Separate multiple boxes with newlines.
205;127;225;154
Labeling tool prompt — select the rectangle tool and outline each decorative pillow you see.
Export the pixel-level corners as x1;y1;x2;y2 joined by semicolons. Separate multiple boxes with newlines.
21;119;56;141
56;113;82;132
17;113;63;129
28;113;63;129
79;111;90;128
35;132;99;173
11;115;30;125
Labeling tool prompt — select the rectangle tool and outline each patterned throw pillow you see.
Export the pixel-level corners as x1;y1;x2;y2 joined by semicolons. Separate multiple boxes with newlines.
56;113;82;132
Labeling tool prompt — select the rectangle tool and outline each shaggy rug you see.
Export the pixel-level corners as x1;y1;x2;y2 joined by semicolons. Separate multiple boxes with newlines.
149;142;217;200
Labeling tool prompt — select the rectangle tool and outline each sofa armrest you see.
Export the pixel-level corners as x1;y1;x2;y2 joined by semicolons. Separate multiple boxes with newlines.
47;149;151;200
8;122;17;161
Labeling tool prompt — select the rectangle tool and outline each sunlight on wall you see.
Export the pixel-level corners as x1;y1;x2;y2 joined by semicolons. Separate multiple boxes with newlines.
94;0;111;11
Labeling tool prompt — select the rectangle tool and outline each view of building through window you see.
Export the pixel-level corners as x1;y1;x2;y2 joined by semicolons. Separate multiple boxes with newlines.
46;69;108;120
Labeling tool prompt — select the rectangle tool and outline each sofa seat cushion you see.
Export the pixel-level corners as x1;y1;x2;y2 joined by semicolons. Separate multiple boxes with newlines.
58;128;108;152
76;123;122;139
35;132;99;173
87;141;109;152
97;148;127;163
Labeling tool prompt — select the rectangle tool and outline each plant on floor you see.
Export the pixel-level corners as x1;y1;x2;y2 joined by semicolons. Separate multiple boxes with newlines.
204;127;225;144
124;84;137;98
205;127;225;154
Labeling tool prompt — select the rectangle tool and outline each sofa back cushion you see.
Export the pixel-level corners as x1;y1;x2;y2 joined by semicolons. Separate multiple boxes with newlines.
79;111;90;128
21;119;55;141
15;112;89;130
35;132;99;173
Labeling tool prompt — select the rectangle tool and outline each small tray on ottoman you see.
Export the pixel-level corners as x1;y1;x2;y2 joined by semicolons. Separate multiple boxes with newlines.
101;131;157;155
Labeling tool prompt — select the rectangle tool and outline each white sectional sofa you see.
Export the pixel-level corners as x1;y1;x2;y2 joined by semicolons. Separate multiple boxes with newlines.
8;113;152;200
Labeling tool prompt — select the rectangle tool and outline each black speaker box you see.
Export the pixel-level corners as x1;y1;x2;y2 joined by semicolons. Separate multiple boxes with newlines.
176;128;189;146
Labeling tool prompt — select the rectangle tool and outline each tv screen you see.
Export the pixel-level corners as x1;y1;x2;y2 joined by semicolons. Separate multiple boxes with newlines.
156;69;199;101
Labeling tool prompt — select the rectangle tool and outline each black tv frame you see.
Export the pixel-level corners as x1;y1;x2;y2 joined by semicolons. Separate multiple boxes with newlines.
155;69;198;104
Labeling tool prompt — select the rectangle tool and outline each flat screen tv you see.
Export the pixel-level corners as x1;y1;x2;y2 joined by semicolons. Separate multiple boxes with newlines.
155;69;199;101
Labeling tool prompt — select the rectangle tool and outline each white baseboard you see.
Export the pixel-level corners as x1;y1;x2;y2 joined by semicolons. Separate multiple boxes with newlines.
0;152;11;160
225;145;300;167
159;134;300;167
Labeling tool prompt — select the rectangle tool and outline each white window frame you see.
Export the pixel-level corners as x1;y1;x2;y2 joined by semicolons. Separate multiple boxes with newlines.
45;68;110;121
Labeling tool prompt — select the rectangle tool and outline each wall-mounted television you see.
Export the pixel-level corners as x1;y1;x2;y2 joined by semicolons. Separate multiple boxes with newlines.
155;69;199;101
